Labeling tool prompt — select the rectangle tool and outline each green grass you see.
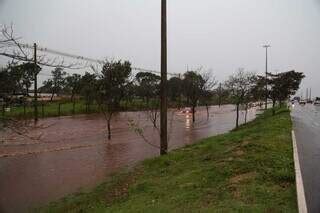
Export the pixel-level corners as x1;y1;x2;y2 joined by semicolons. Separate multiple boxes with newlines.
1;99;153;119
37;108;297;212
2;101;99;118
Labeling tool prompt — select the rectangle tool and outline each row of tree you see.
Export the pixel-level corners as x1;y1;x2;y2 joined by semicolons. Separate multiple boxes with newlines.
225;69;304;128
0;59;304;135
0;61;218;119
0;62;40;99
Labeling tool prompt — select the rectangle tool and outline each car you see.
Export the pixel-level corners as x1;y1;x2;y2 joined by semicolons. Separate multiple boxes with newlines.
299;100;306;105
181;107;192;114
314;100;320;106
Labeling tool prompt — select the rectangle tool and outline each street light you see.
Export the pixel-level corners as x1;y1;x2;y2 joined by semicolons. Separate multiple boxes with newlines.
263;44;271;110
160;0;168;155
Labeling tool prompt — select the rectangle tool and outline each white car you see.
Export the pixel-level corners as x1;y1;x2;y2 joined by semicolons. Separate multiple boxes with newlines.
314;100;320;106
181;107;192;114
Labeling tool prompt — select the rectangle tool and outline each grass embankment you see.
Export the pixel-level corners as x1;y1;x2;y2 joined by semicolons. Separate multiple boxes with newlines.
39;109;297;212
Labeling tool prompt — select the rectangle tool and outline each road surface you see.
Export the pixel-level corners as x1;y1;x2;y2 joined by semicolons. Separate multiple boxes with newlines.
291;103;320;213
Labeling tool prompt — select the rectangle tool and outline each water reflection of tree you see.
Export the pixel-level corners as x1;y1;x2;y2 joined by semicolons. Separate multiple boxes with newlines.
0;117;56;144
128;109;177;152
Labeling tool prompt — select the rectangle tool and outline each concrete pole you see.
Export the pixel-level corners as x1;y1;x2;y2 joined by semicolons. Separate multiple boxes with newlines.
160;0;168;155
218;83;222;108
34;43;38;122
263;45;271;110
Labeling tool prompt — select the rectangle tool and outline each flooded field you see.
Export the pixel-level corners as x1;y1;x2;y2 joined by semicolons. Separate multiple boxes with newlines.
0;105;258;212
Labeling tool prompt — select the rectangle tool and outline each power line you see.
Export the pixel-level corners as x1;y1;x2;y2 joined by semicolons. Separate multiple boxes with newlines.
19;42;180;77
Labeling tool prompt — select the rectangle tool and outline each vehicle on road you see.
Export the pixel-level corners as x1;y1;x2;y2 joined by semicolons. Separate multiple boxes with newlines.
181;107;192;114
314;97;320;106
299;100;306;105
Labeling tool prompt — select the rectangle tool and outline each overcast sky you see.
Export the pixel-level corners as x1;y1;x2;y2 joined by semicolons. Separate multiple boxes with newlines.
1;0;320;97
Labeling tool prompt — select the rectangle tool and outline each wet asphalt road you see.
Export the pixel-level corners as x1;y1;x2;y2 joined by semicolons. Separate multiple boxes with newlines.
291;103;320;213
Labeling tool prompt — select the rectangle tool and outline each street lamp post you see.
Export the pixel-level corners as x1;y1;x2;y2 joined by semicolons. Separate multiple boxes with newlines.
160;0;168;155
263;45;271;110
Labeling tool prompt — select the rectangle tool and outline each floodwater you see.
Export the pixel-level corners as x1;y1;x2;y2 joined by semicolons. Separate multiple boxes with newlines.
0;105;258;212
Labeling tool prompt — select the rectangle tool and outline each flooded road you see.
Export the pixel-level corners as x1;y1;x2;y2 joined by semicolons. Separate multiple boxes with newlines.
0;105;258;212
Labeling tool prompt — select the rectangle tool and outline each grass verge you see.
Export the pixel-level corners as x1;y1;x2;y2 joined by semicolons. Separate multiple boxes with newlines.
38;108;297;212
2;99;176;119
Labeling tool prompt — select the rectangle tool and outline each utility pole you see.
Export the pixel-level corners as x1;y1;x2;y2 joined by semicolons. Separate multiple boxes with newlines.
34;43;38;122
310;88;312;101
263;45;271;110
218;83;222;108
160;0;168;155
178;73;182;109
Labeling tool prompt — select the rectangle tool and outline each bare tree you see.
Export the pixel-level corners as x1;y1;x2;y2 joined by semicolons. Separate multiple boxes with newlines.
225;69;256;129
145;100;160;129
1;24;85;122
128;108;177;153
200;71;217;119
0;24;83;69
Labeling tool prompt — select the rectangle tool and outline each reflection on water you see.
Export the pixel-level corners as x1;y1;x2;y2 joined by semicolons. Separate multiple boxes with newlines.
185;114;192;129
0;105;258;212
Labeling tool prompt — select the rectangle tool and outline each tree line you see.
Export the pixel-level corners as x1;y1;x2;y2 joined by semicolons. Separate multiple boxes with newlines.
0;60;304;134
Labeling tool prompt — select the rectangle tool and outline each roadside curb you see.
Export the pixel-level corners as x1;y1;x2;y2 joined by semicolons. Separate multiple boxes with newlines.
292;130;308;213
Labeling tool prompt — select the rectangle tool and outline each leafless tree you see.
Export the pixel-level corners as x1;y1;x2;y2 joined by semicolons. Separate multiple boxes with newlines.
200;71;217;119
0;24;84;69
128;108;177;153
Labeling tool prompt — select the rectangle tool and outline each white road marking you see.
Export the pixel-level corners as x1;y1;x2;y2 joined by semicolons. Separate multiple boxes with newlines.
292;131;308;213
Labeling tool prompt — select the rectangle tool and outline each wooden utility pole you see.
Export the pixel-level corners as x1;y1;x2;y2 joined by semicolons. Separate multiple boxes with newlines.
34;43;38;122
160;0;168;155
263;45;270;110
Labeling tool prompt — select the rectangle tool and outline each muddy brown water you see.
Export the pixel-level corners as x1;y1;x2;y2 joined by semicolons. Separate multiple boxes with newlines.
0;105;258;212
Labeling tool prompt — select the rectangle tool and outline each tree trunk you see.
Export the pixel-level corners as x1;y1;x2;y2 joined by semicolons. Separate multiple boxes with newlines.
58;103;61;117
245;103;248;124
72;100;76;115
192;105;195;123
146;96;149;106
107;118;111;140
236;104;240;129
70;91;75;102
279;100;283;107
50;90;55;101
41;103;44;118
23;103;26;117
152;111;158;128
125;99;128;110
272;100;276;116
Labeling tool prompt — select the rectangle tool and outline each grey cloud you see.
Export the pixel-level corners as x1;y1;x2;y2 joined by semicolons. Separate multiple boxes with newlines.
0;0;320;96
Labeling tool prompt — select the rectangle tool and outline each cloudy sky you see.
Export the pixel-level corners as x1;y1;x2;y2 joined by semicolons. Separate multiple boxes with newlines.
1;0;320;97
